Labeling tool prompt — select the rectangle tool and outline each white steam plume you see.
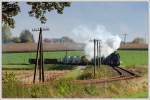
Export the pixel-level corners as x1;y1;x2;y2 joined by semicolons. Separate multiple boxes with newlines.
69;25;121;60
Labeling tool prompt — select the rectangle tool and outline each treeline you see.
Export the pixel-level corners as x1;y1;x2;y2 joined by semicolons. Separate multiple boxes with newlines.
2;24;34;44
121;37;146;44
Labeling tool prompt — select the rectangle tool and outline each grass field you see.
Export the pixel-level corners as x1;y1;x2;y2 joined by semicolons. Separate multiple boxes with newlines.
2;51;84;65
2;50;148;67
119;50;148;66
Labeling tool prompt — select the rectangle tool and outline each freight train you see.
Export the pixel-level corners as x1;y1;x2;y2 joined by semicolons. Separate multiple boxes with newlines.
29;51;120;67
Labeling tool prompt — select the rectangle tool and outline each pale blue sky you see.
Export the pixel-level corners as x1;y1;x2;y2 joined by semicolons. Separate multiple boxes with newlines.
11;2;148;42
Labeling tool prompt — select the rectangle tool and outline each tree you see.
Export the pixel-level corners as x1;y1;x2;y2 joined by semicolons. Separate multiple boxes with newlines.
12;37;21;43
2;2;71;28
132;37;145;44
43;38;51;43
19;30;35;43
2;24;12;43
61;36;74;43
27;2;70;24
2;2;20;28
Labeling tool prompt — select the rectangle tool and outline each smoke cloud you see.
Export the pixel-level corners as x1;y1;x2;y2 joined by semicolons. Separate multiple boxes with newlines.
70;25;121;59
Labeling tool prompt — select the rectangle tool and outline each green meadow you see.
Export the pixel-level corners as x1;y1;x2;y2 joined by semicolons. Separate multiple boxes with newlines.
2;50;148;67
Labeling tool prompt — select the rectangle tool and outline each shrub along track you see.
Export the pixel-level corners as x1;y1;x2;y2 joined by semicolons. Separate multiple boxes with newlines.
74;66;140;84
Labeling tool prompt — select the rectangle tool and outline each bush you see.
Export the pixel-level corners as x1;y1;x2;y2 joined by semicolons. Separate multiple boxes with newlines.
77;72;93;80
12;37;21;43
30;84;49;98
2;72;49;98
2;72;17;83
2;72;25;98
54;78;76;97
84;85;98;95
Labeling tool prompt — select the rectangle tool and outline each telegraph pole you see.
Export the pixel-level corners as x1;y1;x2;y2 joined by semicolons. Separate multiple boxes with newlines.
32;27;49;83
97;40;99;68
98;40;101;68
94;39;96;77
121;33;128;45
90;39;101;78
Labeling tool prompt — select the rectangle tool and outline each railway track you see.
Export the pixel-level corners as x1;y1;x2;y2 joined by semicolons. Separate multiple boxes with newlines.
75;66;140;84
112;66;140;77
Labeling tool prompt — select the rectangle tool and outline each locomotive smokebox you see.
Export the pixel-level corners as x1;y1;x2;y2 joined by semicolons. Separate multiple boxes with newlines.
101;51;120;67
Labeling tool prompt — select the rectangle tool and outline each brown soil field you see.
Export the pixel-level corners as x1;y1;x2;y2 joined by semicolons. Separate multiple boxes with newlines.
2;43;148;53
2;43;84;53
119;43;148;50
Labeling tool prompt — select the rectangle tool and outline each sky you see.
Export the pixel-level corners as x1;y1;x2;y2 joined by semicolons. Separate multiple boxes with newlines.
10;1;148;43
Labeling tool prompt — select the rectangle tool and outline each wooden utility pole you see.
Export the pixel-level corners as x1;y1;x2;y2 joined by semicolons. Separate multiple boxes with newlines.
65;49;68;57
94;39;96;77
97;40;99;67
98;40;101;68
32;27;49;83
122;33;128;45
90;39;101;78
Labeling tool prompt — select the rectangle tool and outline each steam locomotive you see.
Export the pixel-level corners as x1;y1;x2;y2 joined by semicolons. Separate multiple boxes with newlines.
29;51;120;67
101;51;120;67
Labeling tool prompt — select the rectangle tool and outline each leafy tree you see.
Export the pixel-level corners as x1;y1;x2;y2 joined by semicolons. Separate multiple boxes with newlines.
2;2;71;28
2;2;20;28
132;37;145;44
2;24;12;43
12;37;21;43
61;36;74;43
27;2;70;24
19;30;35;43
43;38;51;43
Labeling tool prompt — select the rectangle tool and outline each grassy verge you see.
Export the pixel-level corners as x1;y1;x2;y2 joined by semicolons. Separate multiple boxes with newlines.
3;75;148;98
2;65;148;98
63;67;83;79
2;65;34;70
2;64;76;70
123;91;148;98
77;66;119;80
